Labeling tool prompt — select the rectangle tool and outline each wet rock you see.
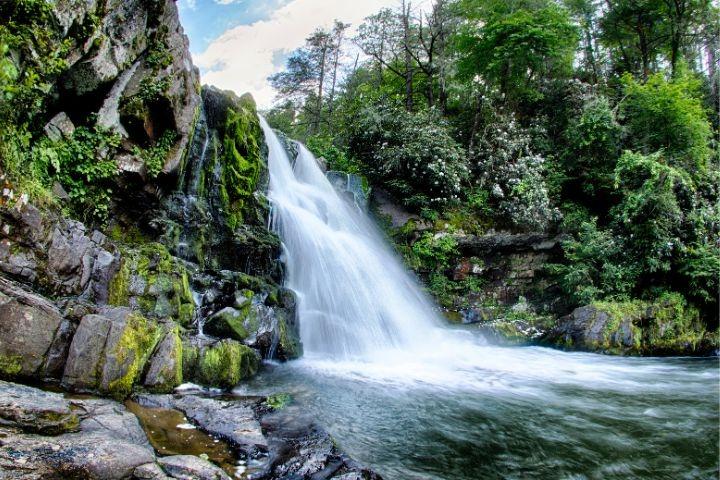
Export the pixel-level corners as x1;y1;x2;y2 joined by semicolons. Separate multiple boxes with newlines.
135;462;172;480
327;171;368;210
157;455;231;480
0;383;155;480
62;308;162;398
0;381;79;435
144;326;183;392
134;394;266;454
43;112;75;142
0;278;68;380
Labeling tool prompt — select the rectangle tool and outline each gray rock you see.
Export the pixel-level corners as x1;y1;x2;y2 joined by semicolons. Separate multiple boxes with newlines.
43;112;75;142
157;455;231;480
135;394;266;453
62;314;114;391
62;308;162;397
0;278;67;380
144;326;183;392
135;462;172;480
74;398;150;446
0;381;79;434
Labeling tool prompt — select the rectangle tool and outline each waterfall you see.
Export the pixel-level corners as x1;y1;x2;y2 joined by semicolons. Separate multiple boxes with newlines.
261;117;453;360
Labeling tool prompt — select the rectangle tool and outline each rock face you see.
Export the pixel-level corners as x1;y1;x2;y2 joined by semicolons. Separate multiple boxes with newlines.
0;278;72;380
157;455;231;480
0;381;79;435
543;296;713;355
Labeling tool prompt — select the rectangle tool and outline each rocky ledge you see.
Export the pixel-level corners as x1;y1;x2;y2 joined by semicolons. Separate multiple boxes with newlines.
0;380;381;480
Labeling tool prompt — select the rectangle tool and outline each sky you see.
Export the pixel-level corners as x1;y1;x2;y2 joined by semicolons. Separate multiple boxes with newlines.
177;0;401;108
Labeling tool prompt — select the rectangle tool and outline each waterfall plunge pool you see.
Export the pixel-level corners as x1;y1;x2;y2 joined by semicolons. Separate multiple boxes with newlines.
236;339;718;480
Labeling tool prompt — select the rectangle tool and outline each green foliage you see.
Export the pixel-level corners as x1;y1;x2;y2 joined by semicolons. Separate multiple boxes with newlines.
306;135;362;174
621;72;712;170
410;232;459;272
133;129;177;178
611;151;694;274
455;3;578;103
349;104;468;209
37;127;120;223
548;219;636;305
561;95;622;203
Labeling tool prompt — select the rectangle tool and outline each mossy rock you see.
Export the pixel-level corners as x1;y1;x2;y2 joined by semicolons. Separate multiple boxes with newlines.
197;339;259;389
547;293;710;355
102;312;163;400
143;325;184;393
108;242;195;326
204;307;250;342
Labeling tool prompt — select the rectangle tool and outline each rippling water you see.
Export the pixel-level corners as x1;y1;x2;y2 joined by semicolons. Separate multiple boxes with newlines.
238;340;719;480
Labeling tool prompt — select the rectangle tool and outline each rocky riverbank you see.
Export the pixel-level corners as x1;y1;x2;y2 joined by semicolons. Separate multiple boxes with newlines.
0;380;380;479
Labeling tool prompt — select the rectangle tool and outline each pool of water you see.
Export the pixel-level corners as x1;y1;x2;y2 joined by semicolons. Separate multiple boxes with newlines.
237;341;719;480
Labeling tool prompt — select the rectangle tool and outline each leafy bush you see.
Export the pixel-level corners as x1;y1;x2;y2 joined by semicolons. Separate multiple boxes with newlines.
306;135;362;174
473;112;557;231
611;150;694;274
349;104;469;209
548;219;636;305
35;127;121;223
621;72;712;171
561;95;622;203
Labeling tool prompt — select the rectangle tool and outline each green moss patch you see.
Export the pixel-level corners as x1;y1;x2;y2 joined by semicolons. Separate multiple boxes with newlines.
198;340;259;389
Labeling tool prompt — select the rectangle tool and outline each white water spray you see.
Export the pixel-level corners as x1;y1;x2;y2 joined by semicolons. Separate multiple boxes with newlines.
262;117;454;360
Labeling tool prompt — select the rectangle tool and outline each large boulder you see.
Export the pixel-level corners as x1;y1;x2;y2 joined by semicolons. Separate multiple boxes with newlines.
0;278;73;380
62;308;163;398
0;383;155;480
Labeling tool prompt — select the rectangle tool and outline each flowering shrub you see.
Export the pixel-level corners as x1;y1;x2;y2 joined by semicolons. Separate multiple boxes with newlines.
473;113;557;231
349;104;469;208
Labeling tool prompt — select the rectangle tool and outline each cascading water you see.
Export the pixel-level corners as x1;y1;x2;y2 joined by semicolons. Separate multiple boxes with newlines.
262;116;454;359
252;117;718;480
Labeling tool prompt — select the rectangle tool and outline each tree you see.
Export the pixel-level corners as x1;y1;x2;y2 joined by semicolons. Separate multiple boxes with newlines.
455;2;578;104
620;71;712;171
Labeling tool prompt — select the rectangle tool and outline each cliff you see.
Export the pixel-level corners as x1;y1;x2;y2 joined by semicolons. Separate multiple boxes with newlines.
0;1;377;478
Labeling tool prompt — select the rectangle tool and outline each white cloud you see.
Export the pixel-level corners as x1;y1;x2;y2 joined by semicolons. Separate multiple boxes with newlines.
193;0;399;108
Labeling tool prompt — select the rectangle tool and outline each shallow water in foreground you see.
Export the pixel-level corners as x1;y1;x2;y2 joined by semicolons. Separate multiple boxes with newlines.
237;337;719;480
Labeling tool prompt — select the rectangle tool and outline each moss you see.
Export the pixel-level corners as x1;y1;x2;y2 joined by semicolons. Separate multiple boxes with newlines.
0;354;23;378
106;313;162;399
266;393;292;410
108;243;195;325
198;340;259;389
589;294;707;355
147;326;183;393
217;99;264;231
